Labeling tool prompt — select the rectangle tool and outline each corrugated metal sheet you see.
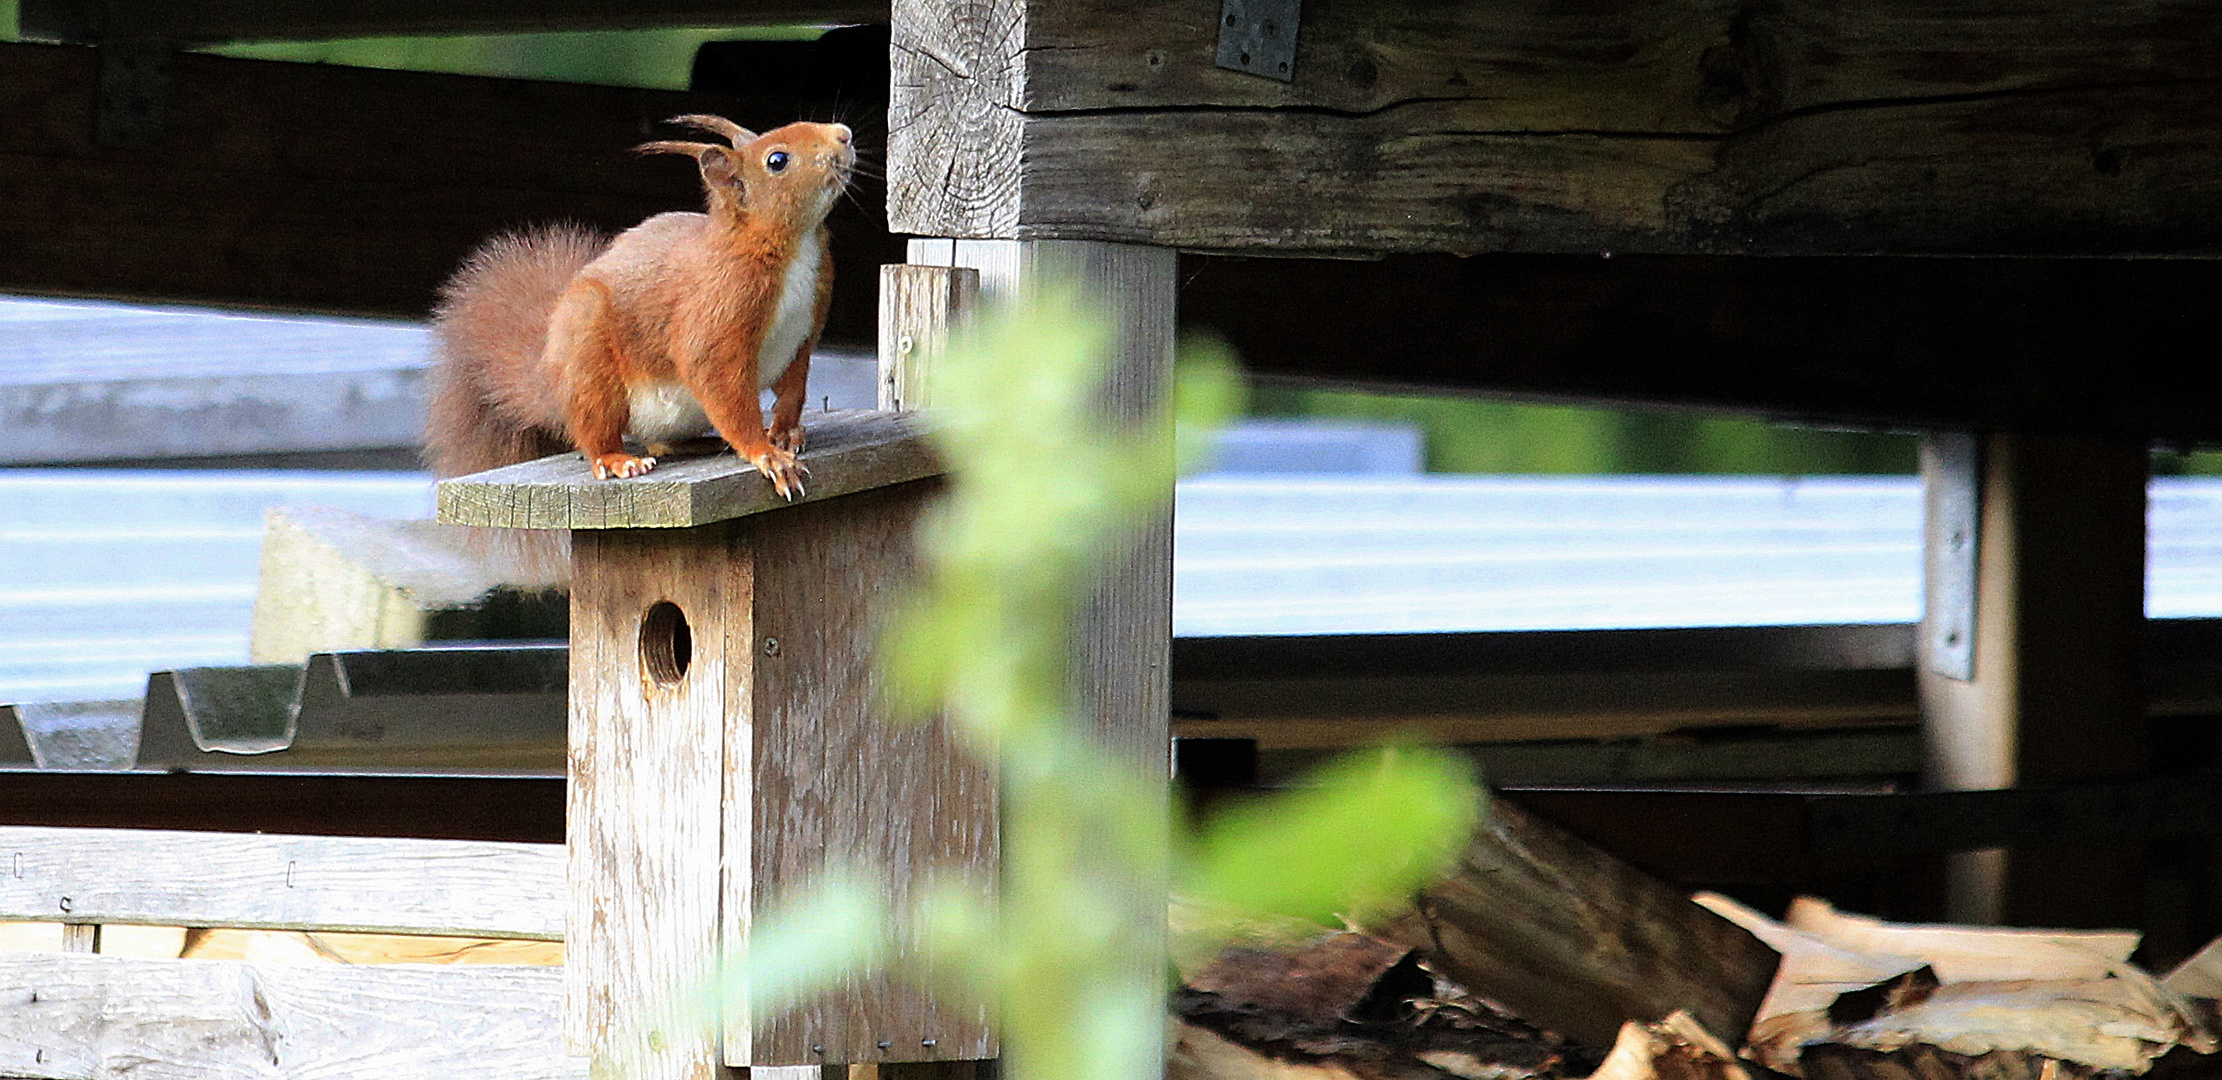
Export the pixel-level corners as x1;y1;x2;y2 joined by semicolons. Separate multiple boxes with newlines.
9;469;2222;705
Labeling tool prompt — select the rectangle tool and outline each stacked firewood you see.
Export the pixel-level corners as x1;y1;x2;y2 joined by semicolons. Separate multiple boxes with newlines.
1172;796;2222;1080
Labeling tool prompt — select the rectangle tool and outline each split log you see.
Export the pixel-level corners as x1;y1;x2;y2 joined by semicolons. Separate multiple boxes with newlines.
1700;893;2215;1079
1366;795;1779;1049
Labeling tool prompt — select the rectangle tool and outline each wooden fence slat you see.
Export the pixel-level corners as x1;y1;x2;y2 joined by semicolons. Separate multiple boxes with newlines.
0;827;562;939
0;952;581;1080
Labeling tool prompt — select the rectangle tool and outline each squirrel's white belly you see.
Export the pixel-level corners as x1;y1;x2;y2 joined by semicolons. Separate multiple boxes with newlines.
626;381;711;445
756;230;823;389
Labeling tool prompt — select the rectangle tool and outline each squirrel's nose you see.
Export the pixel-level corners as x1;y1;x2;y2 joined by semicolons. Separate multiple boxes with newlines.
832;125;853;145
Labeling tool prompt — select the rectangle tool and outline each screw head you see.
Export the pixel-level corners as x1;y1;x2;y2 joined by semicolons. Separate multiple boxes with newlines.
762;637;782;657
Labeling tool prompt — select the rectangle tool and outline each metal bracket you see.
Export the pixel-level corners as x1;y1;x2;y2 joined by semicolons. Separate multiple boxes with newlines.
95;40;174;149
1920;431;1982;680
1215;0;1301;82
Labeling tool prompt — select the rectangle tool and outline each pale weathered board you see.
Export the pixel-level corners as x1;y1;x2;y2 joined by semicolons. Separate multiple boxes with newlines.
439;411;939;531
0;952;580;1079
733;481;995;1066
0;826;562;939
889;0;2222;255
877;265;980;412
566;525;738;1078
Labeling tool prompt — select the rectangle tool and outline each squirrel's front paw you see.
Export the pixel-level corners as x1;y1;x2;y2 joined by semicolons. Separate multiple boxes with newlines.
591;452;658;480
745;445;810;501
769;423;806;455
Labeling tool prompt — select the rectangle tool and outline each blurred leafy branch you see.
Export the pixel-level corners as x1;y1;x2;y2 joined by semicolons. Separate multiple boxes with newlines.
680;285;1483;1080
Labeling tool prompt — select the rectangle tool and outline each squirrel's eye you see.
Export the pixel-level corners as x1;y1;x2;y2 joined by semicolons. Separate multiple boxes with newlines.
765;150;790;173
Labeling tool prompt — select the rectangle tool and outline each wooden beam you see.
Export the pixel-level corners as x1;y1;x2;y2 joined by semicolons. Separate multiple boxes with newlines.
0;953;577;1080
1917;432;2150;927
1178;253;2222;443
907;237;1178;1075
0;41;902;342
0;773;563;843
22;0;884;43
437;410;938;530
0;826;562;938
890;0;2222;255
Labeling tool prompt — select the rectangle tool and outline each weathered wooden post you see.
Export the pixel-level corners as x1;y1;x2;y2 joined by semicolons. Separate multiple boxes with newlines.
438;411;995;1079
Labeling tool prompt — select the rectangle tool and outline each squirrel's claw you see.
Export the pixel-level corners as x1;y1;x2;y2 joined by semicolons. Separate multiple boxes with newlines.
748;446;807;501
770;424;807;455
592;453;657;480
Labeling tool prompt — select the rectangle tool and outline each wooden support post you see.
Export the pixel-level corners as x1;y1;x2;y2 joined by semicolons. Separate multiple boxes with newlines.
1918;431;2148;926
878;264;979;412
444;417;990;1079
908;237;1179;1077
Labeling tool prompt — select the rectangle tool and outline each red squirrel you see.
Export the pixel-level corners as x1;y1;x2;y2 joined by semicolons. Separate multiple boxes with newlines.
426;114;855;499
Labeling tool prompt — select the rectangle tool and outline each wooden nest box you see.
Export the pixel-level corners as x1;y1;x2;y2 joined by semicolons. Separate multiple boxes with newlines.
438;407;992;1076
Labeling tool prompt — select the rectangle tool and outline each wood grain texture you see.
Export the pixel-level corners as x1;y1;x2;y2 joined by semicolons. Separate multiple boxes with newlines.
911;240;1178;783
0;826;562;939
889;0;2222;254
911;239;1172;1077
22;0;885;42
877;265;980;412
0;41;896;341
735;481;994;1066
1368;795;1780;1051
439;411;940;531
0;952;580;1079
567;525;741;1076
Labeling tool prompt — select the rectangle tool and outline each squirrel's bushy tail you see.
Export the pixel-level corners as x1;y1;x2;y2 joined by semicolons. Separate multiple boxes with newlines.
426;224;606;477
426;225;608;584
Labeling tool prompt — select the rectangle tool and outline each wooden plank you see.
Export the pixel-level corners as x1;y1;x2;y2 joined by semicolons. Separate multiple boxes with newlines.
0;952;581;1080
1180;253;2222;443
877;264;980;412
738;481;995;1065
1368;795;1780;1050
911;237;1175;1075
438;411;940;531
1171;625;1918;748
0;826;562;939
0;773;563;844
890;0;2222;255
1916;432;2149;926
565;525;737;1075
22;0;885;42
0;41;899;341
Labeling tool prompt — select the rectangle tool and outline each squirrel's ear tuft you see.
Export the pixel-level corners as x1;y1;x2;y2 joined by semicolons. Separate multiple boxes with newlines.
635;139;717;158
666;114;758;148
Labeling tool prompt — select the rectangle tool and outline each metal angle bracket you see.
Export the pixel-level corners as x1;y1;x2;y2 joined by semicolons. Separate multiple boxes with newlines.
1216;0;1301;82
1920;431;1982;681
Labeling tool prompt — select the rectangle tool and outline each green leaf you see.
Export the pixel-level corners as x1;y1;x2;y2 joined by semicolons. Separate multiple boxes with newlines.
1179;747;1482;929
